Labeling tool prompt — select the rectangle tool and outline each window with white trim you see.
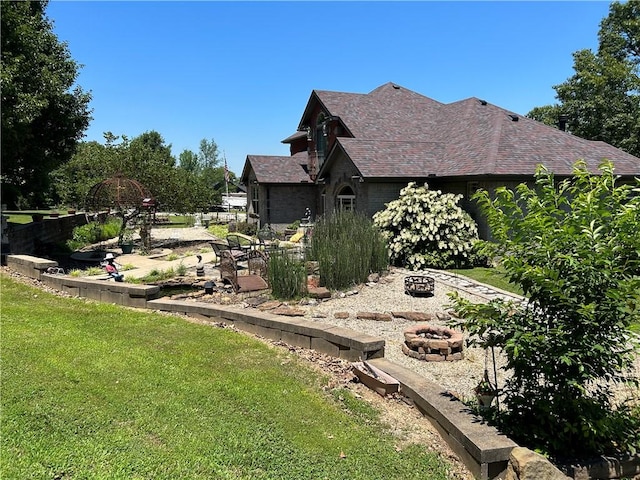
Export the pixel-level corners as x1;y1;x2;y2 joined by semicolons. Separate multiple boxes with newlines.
336;186;355;212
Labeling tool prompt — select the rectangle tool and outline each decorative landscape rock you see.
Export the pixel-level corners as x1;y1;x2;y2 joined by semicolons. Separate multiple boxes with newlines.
271;306;306;317
308;286;331;299
505;447;570;480
257;300;283;311
402;324;464;361
392;311;437;322
356;312;393;322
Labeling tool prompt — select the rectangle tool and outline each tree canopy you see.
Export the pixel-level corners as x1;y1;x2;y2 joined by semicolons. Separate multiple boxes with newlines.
527;1;640;157
1;0;92;208
54;133;232;214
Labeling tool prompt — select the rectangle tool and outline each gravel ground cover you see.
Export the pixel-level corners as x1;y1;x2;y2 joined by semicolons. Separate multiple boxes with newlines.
296;268;510;402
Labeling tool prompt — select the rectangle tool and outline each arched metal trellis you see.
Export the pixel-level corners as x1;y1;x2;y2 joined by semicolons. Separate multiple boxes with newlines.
85;174;156;251
85;173;152;212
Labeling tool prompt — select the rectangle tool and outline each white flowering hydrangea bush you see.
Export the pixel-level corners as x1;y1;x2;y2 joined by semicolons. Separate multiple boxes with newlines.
372;182;480;270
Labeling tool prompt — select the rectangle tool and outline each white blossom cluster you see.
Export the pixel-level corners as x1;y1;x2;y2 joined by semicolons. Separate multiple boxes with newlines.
372;182;479;270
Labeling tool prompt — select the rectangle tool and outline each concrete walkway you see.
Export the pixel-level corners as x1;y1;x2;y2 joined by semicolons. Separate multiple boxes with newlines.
82;227;223;281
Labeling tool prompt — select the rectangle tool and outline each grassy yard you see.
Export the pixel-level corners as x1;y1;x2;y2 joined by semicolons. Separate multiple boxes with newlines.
3;211;60;224
1;275;453;480
446;267;640;333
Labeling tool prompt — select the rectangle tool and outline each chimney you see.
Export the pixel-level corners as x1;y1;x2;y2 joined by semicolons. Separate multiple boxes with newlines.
558;115;568;132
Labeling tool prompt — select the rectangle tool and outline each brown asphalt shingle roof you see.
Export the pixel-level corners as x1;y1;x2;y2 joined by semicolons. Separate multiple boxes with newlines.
245;152;311;184
312;83;639;178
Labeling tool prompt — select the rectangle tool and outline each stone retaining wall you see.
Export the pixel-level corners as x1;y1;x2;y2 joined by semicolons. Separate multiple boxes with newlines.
5;213;90;256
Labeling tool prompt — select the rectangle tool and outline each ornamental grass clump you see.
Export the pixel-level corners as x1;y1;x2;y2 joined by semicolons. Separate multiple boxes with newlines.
449;161;640;458
268;249;307;300
308;211;388;290
372;182;479;270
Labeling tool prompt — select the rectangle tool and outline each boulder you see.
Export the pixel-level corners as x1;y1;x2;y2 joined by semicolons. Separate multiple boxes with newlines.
505;447;570;480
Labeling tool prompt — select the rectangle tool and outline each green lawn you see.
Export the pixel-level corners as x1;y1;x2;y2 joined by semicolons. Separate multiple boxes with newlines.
446;267;640;333
1;275;452;480
3;211;56;224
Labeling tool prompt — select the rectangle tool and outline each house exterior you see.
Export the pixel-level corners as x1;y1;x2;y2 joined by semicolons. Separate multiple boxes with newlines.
240;82;640;238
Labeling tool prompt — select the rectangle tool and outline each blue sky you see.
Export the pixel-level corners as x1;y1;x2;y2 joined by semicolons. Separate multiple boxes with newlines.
47;1;612;176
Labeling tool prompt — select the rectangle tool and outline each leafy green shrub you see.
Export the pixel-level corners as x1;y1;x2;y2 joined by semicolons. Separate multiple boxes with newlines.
448;161;640;458
66;219;120;251
287;220;301;230
372;182;479;270
208;223;229;240
236;221;257;236
268;250;307;300
308;211;388;290
176;261;187;276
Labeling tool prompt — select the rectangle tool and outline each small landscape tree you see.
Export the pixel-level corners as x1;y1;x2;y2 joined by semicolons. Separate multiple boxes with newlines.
449;160;640;458
372;182;479;270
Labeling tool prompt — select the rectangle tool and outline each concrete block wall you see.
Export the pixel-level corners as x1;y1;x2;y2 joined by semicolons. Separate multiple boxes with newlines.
147;298;385;361
6;255;161;308
6;213;89;256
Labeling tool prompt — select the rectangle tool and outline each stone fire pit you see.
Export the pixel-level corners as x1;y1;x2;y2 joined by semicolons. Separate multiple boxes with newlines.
402;324;464;361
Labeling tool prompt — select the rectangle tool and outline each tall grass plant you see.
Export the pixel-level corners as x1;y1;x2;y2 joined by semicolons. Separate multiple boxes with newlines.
268;249;307;299
308;211;388;290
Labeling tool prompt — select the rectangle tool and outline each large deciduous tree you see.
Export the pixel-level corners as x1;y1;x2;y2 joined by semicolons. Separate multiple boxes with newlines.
527;1;640;157
1;0;92;208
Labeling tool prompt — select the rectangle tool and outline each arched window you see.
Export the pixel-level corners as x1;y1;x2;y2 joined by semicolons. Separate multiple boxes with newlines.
336;186;355;212
315;114;327;169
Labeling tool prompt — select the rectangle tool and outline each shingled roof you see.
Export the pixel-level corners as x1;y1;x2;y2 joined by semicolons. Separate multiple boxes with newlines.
242;152;311;184
308;83;639;178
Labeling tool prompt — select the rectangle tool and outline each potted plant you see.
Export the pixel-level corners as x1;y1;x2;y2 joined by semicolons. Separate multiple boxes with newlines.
474;372;497;408
119;228;135;254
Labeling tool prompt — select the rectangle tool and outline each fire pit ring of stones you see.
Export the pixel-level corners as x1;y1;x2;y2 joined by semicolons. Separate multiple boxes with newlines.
402;324;464;362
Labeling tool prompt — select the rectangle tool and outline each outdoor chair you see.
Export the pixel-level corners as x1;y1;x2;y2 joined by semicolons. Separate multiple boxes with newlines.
219;249;269;293
257;226;277;254
210;239;247;265
226;232;256;254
